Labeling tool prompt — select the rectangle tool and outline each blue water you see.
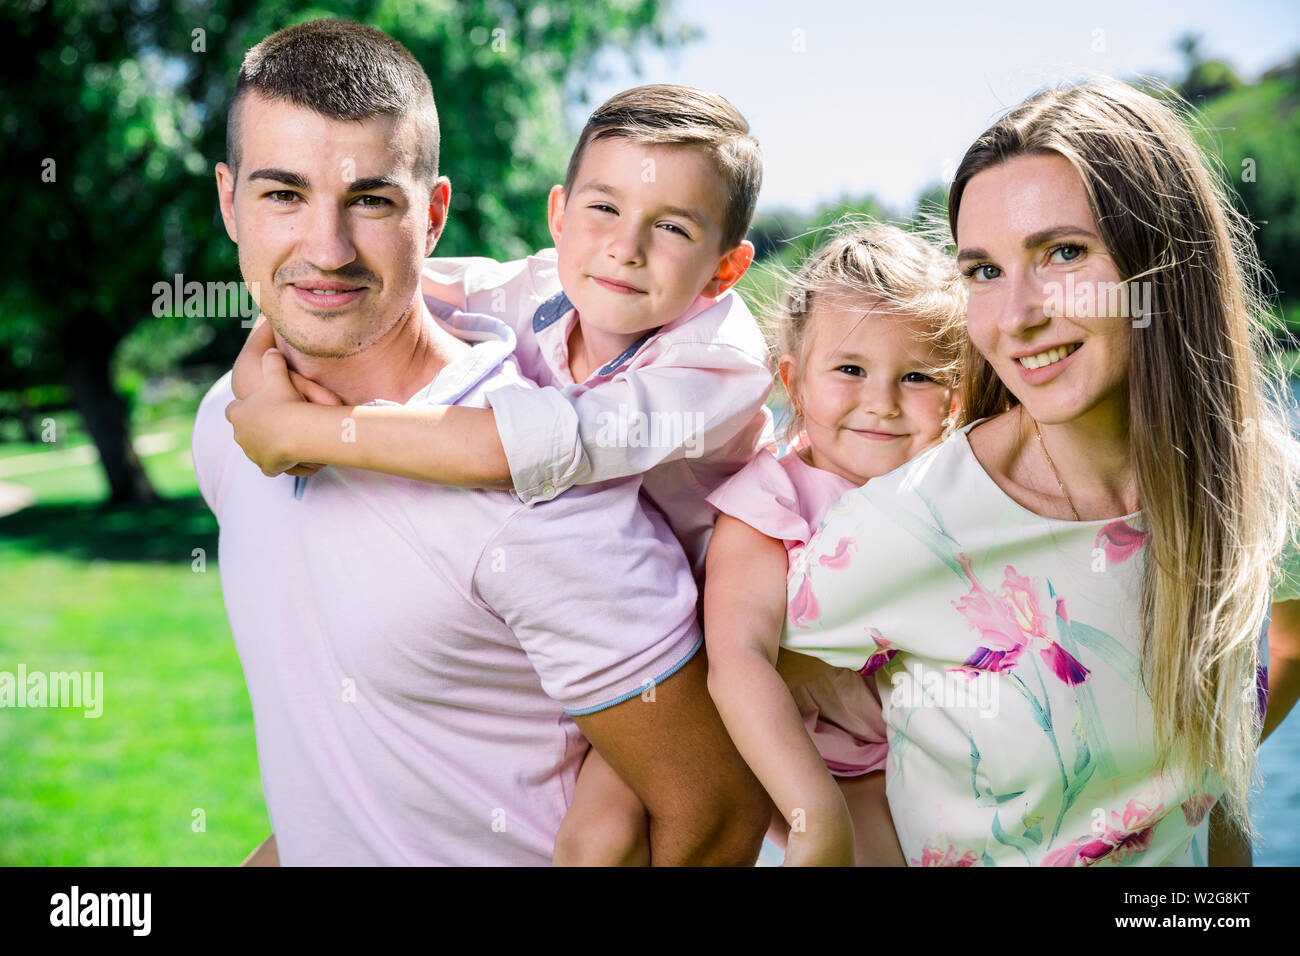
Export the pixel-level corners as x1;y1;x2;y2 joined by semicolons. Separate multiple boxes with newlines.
1255;381;1300;864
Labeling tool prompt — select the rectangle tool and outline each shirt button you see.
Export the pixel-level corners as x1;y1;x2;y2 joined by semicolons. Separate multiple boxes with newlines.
541;483;556;499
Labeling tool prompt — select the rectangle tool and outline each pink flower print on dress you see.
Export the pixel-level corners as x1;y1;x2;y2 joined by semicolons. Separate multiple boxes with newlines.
1180;794;1216;828
1095;520;1146;565
789;574;820;630
1041;797;1166;866
910;838;979;867
859;627;897;675
951;555;1090;685
818;537;856;570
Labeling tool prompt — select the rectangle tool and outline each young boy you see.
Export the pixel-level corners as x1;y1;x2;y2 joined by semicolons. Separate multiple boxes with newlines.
227;84;774;583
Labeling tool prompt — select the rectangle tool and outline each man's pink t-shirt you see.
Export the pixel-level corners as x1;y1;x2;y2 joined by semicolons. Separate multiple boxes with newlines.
707;442;888;776
192;308;701;865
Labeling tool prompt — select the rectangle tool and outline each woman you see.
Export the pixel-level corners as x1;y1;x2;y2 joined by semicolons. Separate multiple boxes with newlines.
781;79;1300;865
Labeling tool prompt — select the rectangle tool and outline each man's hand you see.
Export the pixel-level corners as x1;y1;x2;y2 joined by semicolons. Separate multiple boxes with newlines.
226;349;340;477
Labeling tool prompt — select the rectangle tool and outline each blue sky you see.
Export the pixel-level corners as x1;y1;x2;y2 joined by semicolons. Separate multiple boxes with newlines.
570;0;1300;216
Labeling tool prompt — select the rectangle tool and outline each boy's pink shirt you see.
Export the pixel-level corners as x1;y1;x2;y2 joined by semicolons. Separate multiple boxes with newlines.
191;309;701;865
421;249;774;579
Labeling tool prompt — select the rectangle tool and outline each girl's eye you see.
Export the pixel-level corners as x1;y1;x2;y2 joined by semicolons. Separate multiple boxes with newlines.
963;263;1001;281
902;372;936;384
836;365;865;377
1048;243;1085;264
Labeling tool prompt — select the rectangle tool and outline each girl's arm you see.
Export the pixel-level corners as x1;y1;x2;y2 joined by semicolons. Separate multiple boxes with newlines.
704;513;855;866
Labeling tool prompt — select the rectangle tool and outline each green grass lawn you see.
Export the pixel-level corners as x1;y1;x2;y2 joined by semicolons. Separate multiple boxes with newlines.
0;408;269;865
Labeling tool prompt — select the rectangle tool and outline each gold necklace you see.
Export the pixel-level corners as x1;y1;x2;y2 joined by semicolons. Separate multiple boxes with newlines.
1031;416;1081;521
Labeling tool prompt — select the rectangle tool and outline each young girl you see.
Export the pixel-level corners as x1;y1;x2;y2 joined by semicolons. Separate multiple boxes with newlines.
780;80;1300;866
556;223;968;866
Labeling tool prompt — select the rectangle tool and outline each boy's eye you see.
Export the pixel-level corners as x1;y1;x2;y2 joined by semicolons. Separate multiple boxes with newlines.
1048;243;1085;264
963;262;1001;281
658;222;690;238
589;203;617;214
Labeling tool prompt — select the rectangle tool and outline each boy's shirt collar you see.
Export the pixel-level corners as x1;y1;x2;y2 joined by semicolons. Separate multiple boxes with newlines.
529;290;723;384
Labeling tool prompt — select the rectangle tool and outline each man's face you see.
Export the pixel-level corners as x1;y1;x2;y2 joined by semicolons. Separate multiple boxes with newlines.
216;94;448;358
548;138;746;338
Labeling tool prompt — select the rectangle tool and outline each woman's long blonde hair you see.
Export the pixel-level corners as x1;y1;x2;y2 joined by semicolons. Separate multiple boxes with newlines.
948;80;1298;835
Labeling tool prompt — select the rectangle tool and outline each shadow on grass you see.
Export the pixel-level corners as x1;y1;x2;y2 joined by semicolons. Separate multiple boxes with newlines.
0;494;217;563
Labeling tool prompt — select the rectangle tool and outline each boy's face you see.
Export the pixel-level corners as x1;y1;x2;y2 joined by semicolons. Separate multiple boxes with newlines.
548;137;751;337
215;94;448;360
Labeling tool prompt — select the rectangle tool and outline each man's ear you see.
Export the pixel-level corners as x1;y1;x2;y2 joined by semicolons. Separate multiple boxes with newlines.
546;184;566;247
215;163;238;243
700;239;755;298
424;176;452;257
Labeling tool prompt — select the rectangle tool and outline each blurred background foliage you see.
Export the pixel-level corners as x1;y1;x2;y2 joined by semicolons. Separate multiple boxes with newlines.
0;0;693;502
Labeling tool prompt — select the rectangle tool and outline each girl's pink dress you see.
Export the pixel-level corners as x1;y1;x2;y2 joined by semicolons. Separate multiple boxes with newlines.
707;440;887;776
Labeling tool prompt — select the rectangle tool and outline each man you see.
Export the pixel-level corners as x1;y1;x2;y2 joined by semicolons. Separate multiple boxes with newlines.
195;18;767;865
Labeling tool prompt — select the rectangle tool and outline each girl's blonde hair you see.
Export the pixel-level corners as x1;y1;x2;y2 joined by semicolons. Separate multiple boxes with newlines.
947;79;1299;836
771;220;967;443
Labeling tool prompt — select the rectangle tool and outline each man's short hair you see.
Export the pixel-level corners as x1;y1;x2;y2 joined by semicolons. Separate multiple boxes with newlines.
564;84;762;250
226;18;439;185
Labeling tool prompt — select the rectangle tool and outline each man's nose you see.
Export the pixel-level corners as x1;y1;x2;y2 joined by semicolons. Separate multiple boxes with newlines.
299;202;357;273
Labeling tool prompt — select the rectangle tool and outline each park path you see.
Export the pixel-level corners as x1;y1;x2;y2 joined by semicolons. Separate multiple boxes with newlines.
0;433;178;518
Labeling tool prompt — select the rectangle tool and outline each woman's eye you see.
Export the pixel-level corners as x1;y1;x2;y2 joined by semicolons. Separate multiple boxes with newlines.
1048;244;1085;264
963;263;1001;281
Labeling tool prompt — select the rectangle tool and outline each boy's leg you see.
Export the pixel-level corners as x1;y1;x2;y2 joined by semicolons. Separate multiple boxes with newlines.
837;771;905;866
553;745;650;866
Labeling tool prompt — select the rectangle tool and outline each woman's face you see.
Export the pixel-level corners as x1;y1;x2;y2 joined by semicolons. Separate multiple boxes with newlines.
955;152;1130;430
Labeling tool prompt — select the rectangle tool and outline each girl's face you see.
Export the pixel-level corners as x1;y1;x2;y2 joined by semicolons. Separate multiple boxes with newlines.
955;152;1130;430
780;300;956;486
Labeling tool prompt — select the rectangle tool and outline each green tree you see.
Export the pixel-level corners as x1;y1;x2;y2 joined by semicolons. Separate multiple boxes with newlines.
0;0;688;502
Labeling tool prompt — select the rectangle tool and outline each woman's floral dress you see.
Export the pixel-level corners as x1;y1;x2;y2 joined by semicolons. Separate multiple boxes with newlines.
783;421;1284;866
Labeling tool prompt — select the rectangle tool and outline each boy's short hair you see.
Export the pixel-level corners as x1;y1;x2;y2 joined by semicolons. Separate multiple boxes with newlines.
564;84;762;250
226;18;439;185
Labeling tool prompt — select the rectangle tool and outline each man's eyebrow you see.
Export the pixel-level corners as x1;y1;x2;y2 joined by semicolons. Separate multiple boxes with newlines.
248;168;310;190
957;226;1100;262
245;170;405;193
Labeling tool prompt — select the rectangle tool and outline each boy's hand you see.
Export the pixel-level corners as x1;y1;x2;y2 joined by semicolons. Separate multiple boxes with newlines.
226;349;340;477
231;316;277;400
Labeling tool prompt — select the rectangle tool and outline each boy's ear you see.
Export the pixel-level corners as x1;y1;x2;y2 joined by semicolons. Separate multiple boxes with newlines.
701;240;755;298
546;184;567;247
